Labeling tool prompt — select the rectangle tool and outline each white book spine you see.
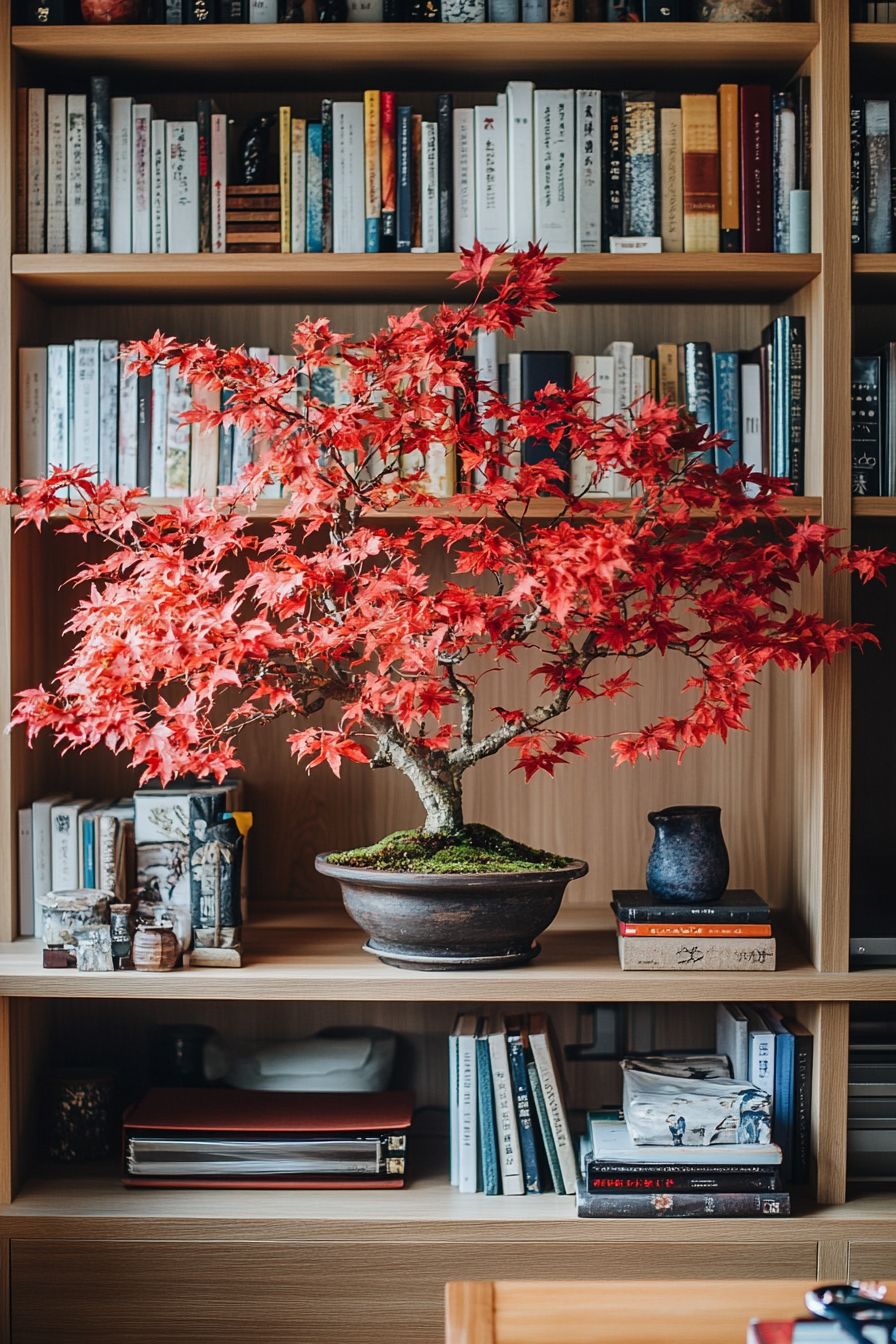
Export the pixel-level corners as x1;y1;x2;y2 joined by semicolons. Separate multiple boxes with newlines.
117;348;139;489
166;368;193;496
421;121;439;254
27;88;46;255
474;102;508;249
569;355;596;496
72;339;100;476
453;108;475;253
476;329;498;426
98;340;119;484
348;0;384;17
150;363;168;496
741;362;762;476
505;350;522;481
631;353;647;406
46;93;67;255
457;1033;479;1193
529;1030;577;1194
534;89;574;253
592;352;621;494
51;803;84;891
575;89;601;253
605;340;633;415
166;122;199;255
32;796;67;934
249;0;277;18
211;113;228;254
449;1033;460;1186
332;102;365;254
749;1031;775;1094
18;347;48;485
18;809;34;938
506;81;534;250
487;1030;524;1195
660;107;683;253
151;120;168;254
66;94;88;255
131;103;153;255
290;121;306;254
190;384;220;496
110;97;133;254
776;106;796;253
46;344;70;473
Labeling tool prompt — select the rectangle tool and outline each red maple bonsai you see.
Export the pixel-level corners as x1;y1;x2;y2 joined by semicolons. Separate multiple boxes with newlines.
5;245;891;859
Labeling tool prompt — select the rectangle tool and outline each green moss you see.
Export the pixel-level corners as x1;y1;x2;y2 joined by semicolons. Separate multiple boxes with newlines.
328;824;575;874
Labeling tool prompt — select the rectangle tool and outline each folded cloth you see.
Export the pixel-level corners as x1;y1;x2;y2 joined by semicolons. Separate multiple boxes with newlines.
226;1029;397;1093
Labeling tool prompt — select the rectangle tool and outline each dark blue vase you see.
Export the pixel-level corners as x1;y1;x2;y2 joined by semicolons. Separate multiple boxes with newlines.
646;806;729;904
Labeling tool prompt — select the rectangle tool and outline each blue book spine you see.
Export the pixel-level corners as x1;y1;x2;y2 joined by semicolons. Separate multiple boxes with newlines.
365;218;380;253
712;352;741;469
81;816;95;889
623;93;656;237
219;389;235;485
476;1037;500;1196
522;0;547;16
306;123;323;254
507;1032;541;1193
89;76;111;254
396;106;413;253
489;0;519;17
772;1027;794;1185
865;99;892;254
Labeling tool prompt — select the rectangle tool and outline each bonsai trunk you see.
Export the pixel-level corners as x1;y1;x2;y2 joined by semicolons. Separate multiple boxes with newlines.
380;731;465;834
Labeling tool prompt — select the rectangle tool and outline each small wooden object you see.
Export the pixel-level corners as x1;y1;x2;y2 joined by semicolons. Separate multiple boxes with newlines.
132;924;180;972
226;183;281;252
43;946;76;968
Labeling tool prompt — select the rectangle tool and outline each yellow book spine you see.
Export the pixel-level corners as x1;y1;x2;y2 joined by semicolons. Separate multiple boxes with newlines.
364;90;381;253
718;83;740;237
279;105;291;254
681;93;719;254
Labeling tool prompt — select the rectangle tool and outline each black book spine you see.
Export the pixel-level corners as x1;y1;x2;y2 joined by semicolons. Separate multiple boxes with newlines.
785;1024;813;1185
601;93;624;250
611;900;769;923
407;0;439;18
587;1167;780;1193
794;75;811;193
437;93;453;253
218;0;247;18
186;0;214;16
852;354;882;497
321;98;333;253
197;100;212;251
89;77;111;255
24;0;65;22
787;314;806;495
137;373;152;491
577;1187;791;1218
851;96;865;252
383;0;403;15
396;105;412;253
520;351;572;484
641;0;678;20
506;1029;541;1194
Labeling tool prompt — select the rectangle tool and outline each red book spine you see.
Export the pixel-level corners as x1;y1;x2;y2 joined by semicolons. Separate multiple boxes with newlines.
740;85;772;253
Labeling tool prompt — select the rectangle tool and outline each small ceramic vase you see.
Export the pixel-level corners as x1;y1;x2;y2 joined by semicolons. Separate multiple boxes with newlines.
80;0;143;21
133;924;180;972
646;805;730;904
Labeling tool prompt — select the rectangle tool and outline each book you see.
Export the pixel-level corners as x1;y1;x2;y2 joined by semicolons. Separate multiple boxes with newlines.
166;368;192;495
617;935;776;970
321;98;333;252
741;85;772;252
758;1007;795;1184
46;93;66;254
110;96;133;254
851;96;865;252
137;370;152;490
575;89;600;253
456;1015;479;1193
166;122;199;254
66;94;88;255
773;91;796;254
436;93;452;252
476;1022;500;1196
763;314;805;491
681;93;719;252
46;344;70;474
782;1016;813;1183
604;339;633;415
490;0;519;15
31;794;69;933
852;353;882;494
249;0;277;16
749;1326;889;1344
527;1059;564;1194
18;809;33;937
411;112;422;247
89;76;111;254
737;1002;776;1098
362;91;381;253
660;106;683;252
522;0;548;17
211;113;227;254
132;102;152;255
151;120;167;253
586;1168;781;1193
72;339;100;476
197;100;212;253
397;105;412;252
487;1017;524;1195
570;355;597;494
452;106;474;252
576;1183;791;1218
16;87;27;253
448;1016;460;1185
683;340;713;436
419;119;438;253
654;342;678;403
18;347;47;483
718;83;740;251
306;122;323;253
348;0;384;18
190;384;220;496
716;1002;750;1080
623;89;656;237
620;920;771;938
601;92;624;250
51;798;93;890
534;90;573;253
521;350;571;480
27;88;45;254
741;358;763;477
474;101;508;248
505;1015;541;1193
380;92;396;250
117;348;138;488
588;1120;782;1166
527;1013;576;1194
712;351;741;468
150;363;168;496
865;99;893;252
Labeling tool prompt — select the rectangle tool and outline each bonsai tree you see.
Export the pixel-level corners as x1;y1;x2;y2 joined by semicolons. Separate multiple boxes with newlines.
5;245;891;864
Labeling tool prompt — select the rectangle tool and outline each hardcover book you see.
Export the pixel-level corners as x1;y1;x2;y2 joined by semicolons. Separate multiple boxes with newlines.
660;106;683;252
611;889;771;923
381;93;397;250
474;102;508;248
772;91;796;254
577;1182;790;1218
601;92;623;250
617;935;776;971
88;76;111;253
452;106;475;252
681;93;719;253
622;90;656;238
574;89;600;253
740;85;772;252
436;93;453;252
718;83;740;251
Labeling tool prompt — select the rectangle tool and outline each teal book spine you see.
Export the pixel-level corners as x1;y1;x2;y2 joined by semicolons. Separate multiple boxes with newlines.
507;1032;541;1193
476;1037;500;1196
81;815;95;888
306;123;323;254
527;1060;564;1195
712;351;741;469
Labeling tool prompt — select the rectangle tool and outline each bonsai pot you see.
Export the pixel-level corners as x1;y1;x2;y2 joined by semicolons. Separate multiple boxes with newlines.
315;855;588;971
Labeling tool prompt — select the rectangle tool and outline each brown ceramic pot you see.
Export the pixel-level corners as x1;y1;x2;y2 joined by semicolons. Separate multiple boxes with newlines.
315;855;588;971
132;925;179;972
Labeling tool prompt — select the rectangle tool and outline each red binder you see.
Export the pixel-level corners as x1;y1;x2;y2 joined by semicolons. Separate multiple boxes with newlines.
122;1088;415;1190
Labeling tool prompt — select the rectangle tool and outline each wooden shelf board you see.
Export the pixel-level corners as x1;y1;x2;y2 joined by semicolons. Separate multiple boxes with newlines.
1;1161;894;1241
1;925;893;1000
11;252;822;305
852;254;896;301
11;23;819;88
852;497;896;516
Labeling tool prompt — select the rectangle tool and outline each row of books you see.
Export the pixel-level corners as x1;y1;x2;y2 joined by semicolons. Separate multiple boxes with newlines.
853;1;896;16
847;1007;896;1181
449;1012;577;1195
19;0;714;22
613;888;777;971
851;346;896;496
851;99;896;253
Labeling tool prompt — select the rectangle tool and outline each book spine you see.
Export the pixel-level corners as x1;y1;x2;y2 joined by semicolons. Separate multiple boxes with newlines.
623;90;656;237
851;96;864;251
654;342;678;402
420;120;438;253
18;348;47;484
792;75;811;253
97;814;118;894
448;1033;459;1185
613;898;771;923
533;90;573;252
80;814;94;889
31;802;56;931
577;1188;791;1218
306;122;323;253
166;0;183;20
16;87;28;253
570;355;597;495
852;355;882;496
772;92;795;254
616;933;776;970
587;1167;781;1192
66;94;87;255
521;350;571;479
321;98;333;252
490;0;519;15
681;93;719;253
506;81;534;250
522;0;548;18
276;105;291;254
110;97;133;254
683;340;713;435
865;99;893;252
24;0;66;20
527;1060;564;1194
51;804;81;890
18;810;33;938
763;318;784;477
150;120;167;253
73;339;100;476
740;85;772;252
117;350;138;488
47;345;70;474
150;363;168;495
190;383;220;496
348;0;385;18
333;102;365;254
397;105;413;252
136;371;152;491
529;1029;577;1194
740;361;762;475
27;88;45;254
457;1033;478;1193
197;100;212;253
89;76;111;253
218;0;247;23
46;93;66;254
770;1024;794;1185
380;93;397;251
411;112;422;248
659;106;683;253
132;103;152;255
601;91;623;249
718;83;740;251
290;119;306;253
211;114;227;254
507;1033;541;1192
604;339;632;415
452;107;474;252
436;93;453;252
441;0;483;19
784;1021;813;1185
575;89;600;252
166;121;199;254
98;340;118;484
218;391;234;486
249;0;276;16
186;0;213;18
477;1038;500;1195
364;90;381;252
166;369;192;495
712;351;741;468
621;920;771;937
487;1031;524;1194
787;314;805;493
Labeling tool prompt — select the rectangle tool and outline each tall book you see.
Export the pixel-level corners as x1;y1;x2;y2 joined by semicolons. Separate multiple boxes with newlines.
290;119;306;253
533;90;573;252
791;74;811;253
150;363;168;496
487;1017;524;1195
27;88;45;254
278;105;291;253
762;314;805;492
197;99;212;253
18;809;33;938
527;1059;564;1194
89;76;111;253
72;339;100;476
878;341;896;496
851;95;864;252
757;1007;795;1184
436;93;453;252
474;102;508;248
110;96;133;254
191;384;220;496
411;112;422;249
521;350;571;480
18;347;47;484
31;794;70;935
66;94;88;254
507;81;534;250
166;368;192;495
333;102;365;254
16;87;27;253
740;355;763;477
605;339;633;415
51;799;93;891
740;85;772;252
151;119;167;253
420;120;438;253
380;92;397;251
852;354;883;497
364;90;381;253
601;92;623;250
865;99;892;253
528;1014;577;1195
46;93;67;254
738;1004;776;1123
476;1021;500;1196
118;348;138;488
654;342;678;403
448;1015;462;1185
211;112;227;254
772;91;796;254
659;105;682;253
396;105;413;252
137;371;152;490
166;122;199;253
575;89;600;253
456;1015;479;1193
321;98;333;252
505;1015;541;1193
132;102;153;255
715;1002;749;1080
452;106;474;252
712;351;741;468
622;90;656;237
683;341;713;439
718;83;740;251
681;93;719;253
306;122;323;253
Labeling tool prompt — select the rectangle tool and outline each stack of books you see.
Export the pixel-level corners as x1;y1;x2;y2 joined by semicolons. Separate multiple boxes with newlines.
613;889;777;972
449;1012;577;1196
18;795;136;936
847;1007;896;1181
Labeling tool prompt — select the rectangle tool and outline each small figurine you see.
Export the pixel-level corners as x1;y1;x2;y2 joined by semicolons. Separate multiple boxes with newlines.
238;112;278;186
